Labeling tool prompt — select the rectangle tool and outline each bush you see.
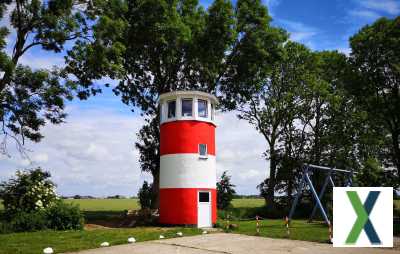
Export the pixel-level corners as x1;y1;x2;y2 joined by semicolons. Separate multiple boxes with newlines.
0;168;57;217
45;201;84;230
9;211;47;232
217;171;236;210
0;168;84;232
138;181;154;209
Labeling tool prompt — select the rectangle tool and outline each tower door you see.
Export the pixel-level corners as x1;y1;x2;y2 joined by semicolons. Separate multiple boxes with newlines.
197;191;212;228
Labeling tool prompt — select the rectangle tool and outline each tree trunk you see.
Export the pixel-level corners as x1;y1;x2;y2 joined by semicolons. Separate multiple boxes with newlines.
151;169;160;209
265;145;277;208
391;129;400;179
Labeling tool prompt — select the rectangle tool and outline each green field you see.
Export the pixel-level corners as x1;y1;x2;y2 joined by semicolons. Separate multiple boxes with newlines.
0;198;265;211
65;198;141;211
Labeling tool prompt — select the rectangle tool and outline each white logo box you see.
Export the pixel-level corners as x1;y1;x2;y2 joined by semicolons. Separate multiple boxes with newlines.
333;187;393;247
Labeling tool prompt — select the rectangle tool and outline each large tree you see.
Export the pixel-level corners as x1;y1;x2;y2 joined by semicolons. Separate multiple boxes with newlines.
0;0;90;155
226;42;319;207
66;0;285;208
349;17;400;178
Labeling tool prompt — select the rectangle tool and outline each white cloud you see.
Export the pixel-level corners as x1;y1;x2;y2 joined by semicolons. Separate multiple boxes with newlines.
216;111;268;194
348;0;400;22
19;50;64;70
277;19;319;48
357;0;400;15
0;105;270;196
348;9;381;20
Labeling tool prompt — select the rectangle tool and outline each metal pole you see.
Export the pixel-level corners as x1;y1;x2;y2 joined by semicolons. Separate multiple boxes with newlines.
309;169;332;222
304;172;330;225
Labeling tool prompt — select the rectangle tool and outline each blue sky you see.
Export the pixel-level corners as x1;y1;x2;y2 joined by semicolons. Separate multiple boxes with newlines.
1;0;399;196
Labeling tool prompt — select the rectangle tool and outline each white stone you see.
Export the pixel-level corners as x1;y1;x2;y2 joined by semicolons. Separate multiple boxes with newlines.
43;247;53;254
176;232;183;237
202;231;208;234
128;237;136;243
100;242;109;247
159;235;165;239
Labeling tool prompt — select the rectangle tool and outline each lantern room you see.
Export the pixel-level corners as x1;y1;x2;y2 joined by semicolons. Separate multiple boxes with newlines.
159;91;218;227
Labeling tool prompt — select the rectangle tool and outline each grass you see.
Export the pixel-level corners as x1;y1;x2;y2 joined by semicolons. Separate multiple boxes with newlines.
64;199;140;211
219;219;329;243
0;197;398;253
231;198;265;208
0;227;202;254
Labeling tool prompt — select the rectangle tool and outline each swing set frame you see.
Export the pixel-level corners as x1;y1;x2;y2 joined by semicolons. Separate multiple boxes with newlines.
287;164;354;225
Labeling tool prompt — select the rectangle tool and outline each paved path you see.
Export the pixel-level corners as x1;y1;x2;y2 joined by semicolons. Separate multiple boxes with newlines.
67;233;399;254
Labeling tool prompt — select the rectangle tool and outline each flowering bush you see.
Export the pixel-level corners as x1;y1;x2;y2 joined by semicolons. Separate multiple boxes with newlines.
0;168;57;217
0;168;84;232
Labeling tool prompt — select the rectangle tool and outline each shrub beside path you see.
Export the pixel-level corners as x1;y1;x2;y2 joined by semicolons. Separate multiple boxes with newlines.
66;233;399;254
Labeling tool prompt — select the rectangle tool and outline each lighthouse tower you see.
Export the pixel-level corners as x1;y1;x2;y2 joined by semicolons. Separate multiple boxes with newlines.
159;91;218;227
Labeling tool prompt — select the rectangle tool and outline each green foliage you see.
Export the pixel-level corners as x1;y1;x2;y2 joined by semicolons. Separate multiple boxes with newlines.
0;168;57;217
356;158;399;188
135;117;160;208
45;201;84;230
217;171;236;209
66;0;286;209
137;181;155;209
0;169;83;232
8;211;47;232
0;0;90;154
349;17;400;177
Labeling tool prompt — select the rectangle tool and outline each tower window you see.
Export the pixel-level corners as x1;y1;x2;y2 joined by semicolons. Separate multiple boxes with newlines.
167;100;176;118
199;144;207;158
198;99;208;118
181;98;193;117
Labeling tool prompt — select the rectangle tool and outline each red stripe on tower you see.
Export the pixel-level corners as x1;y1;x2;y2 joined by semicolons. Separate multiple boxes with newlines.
158;91;218;228
160;121;215;155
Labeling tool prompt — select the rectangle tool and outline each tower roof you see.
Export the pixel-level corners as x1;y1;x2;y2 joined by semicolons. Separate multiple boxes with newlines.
159;91;218;105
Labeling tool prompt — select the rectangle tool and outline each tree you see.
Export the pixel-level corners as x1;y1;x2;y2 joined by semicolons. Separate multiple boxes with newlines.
66;0;285;208
137;181;154;209
0;0;91;155
230;42;313;207
135;116;160;208
349;17;400;179
217;171;236;209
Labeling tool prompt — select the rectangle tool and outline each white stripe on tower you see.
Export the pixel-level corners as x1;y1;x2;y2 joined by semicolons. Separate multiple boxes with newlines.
160;154;216;189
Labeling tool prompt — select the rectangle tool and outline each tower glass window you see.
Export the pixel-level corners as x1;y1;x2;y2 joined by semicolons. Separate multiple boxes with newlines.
198;99;208;118
199;144;207;157
181;98;193;117
167;100;176;118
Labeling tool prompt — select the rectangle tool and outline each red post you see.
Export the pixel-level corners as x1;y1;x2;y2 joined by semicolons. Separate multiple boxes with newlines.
256;215;260;235
285;216;290;237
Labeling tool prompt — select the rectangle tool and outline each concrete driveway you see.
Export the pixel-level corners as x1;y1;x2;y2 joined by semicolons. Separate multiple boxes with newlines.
67;233;399;254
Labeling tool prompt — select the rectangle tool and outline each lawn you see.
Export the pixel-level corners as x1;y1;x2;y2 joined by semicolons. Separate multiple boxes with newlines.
219;219;329;243
0;227;202;254
0;198;398;254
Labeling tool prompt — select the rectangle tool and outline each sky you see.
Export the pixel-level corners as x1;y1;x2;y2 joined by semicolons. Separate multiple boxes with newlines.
0;0;399;197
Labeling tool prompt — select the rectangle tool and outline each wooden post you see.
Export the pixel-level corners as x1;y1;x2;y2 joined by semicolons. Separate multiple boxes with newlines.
285;216;290;237
256;215;260;235
226;213;230;231
328;221;333;243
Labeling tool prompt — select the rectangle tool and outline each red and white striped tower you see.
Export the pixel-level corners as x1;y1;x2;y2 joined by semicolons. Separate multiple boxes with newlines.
159;91;218;227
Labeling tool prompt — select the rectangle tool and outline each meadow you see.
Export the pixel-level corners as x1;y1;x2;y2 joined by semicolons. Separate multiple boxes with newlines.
0;198;398;254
